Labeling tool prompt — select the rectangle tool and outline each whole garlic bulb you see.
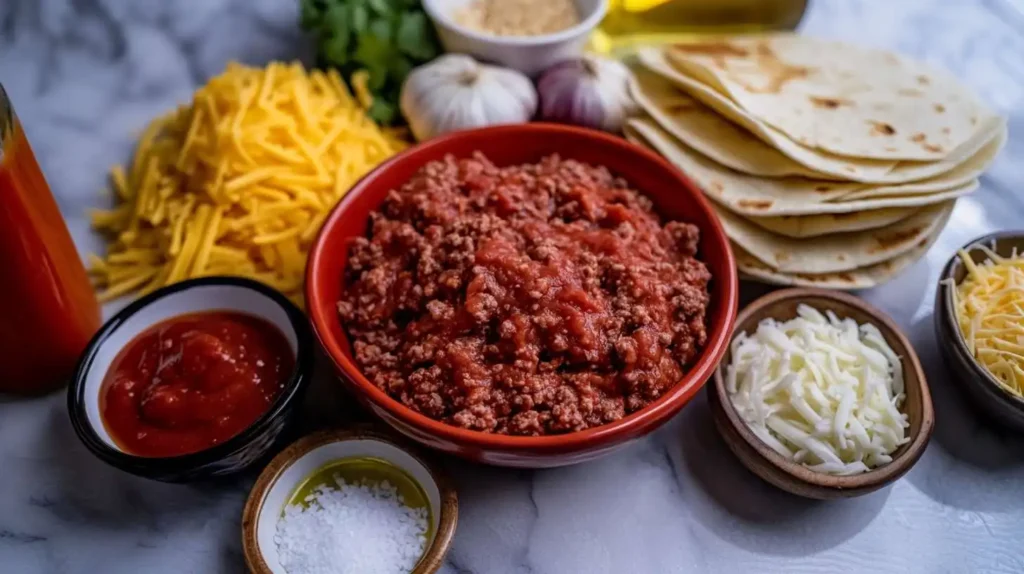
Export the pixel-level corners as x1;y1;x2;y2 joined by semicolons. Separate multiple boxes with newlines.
537;56;638;133
400;54;537;141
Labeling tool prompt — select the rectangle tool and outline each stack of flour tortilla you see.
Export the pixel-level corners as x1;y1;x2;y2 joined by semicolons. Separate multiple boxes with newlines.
624;34;1007;289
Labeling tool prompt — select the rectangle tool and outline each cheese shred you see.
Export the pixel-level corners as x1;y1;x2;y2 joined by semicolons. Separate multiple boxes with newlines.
952;246;1024;397
726;305;909;476
90;61;408;304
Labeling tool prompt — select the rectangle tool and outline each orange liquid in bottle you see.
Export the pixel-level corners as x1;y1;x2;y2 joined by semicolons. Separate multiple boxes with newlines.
0;88;101;394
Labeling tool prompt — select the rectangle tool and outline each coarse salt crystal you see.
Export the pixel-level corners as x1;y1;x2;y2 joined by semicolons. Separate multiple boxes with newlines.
275;477;429;574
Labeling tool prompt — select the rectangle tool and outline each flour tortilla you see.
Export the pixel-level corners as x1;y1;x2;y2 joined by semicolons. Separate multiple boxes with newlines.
664;34;990;161
630;67;827;180
713;201;952;274
747;206;920;238
735;205;952;289
637;48;1005;184
838;125;1005;201
637;47;895;181
625;118;979;216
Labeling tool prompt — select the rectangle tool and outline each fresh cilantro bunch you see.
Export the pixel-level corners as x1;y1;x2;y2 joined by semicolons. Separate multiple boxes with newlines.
300;0;441;125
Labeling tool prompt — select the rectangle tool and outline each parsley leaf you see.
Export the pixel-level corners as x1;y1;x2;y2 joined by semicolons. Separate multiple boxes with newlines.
300;0;441;126
396;12;434;60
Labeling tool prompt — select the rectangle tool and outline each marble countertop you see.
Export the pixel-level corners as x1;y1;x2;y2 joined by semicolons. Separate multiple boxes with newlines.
2;0;1024;572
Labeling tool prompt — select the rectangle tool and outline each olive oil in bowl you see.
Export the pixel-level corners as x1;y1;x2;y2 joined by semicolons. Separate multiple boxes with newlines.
594;0;809;52
286;456;435;539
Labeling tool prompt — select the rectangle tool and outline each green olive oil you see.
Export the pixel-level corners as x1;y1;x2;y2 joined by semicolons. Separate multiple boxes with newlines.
285;456;435;540
592;0;809;54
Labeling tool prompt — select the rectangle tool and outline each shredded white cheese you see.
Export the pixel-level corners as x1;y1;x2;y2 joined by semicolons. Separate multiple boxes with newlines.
725;304;910;476
275;478;429;574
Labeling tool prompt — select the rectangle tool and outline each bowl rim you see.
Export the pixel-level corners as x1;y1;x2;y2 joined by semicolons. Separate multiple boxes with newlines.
67;276;314;475
306;122;739;453
241;427;459;574
712;287;934;492
422;0;609;47
937;231;1024;411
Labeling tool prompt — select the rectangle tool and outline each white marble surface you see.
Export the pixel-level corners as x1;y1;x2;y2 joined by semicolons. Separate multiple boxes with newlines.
2;0;1024;572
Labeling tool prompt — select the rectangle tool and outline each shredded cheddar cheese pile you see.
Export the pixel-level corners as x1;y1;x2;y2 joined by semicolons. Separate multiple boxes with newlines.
952;246;1024;397
90;62;407;304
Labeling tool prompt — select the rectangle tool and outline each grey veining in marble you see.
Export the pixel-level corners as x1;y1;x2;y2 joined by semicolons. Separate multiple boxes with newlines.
2;0;1024;572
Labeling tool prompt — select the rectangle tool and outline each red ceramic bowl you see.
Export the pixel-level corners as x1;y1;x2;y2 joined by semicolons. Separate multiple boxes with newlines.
306;124;738;467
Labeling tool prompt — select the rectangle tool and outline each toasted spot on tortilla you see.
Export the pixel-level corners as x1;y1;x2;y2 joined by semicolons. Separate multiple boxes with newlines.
923;143;943;153
709;182;724;194
911;133;927;143
810;96;850;109
916;75;931;85
872;226;923;251
814;185;834;192
885;147;898;152
775;251;791;263
737;199;774;210
934;103;946;113
941;127;951;135
726;42;812;94
754;42;775;58
898;88;925;97
870;121;897;136
756;65;810;94
837;254;847;262
843;166;856;173
672;42;749;57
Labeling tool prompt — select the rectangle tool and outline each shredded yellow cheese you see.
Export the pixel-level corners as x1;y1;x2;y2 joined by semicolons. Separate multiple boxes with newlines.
90;61;408;305
952;246;1024;397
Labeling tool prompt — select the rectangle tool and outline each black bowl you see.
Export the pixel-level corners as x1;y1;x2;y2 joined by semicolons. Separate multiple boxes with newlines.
68;277;314;482
935;231;1024;432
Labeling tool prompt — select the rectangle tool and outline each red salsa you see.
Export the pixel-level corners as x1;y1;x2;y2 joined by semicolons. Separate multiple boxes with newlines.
100;310;294;457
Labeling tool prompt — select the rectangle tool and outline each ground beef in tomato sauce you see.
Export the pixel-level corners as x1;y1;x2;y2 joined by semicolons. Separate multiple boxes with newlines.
337;153;711;436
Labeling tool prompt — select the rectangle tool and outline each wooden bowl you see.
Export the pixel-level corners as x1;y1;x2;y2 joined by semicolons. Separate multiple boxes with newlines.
935;231;1024;431
709;288;934;499
242;428;458;573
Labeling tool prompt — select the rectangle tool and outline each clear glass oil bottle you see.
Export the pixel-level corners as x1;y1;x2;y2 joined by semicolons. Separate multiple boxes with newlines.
593;0;810;53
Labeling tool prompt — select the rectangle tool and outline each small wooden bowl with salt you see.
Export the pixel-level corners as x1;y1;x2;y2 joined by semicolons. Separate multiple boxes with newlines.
242;428;458;573
709;288;935;500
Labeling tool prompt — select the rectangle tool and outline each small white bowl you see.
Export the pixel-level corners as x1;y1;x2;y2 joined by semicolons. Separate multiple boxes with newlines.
242;429;459;574
68;277;314;482
423;0;609;75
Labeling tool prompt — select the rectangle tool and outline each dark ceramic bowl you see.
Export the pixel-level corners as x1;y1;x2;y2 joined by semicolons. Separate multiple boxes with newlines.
68;277;314;482
306;123;739;467
936;232;1024;431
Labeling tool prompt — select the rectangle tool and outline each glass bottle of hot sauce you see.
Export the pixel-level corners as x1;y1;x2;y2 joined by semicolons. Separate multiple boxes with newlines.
0;84;101;394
